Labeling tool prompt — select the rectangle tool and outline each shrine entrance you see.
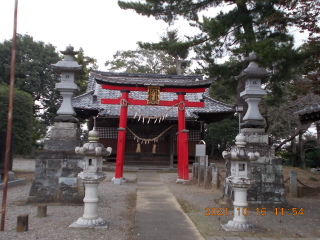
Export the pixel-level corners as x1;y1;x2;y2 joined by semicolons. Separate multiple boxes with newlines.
95;72;214;184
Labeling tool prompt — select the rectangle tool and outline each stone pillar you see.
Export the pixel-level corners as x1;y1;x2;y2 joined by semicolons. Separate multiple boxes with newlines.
211;164;220;189
28;45;85;204
289;171;298;198
193;163;198;179
204;166;212;187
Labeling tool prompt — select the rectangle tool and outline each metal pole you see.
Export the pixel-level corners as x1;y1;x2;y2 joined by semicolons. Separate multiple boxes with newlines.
238;113;241;133
198;157;200;187
1;0;18;231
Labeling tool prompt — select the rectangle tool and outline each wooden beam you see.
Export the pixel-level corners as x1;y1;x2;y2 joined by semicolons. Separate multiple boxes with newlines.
101;98;204;108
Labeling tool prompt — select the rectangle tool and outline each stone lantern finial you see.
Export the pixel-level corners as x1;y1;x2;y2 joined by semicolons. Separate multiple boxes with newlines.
88;116;99;142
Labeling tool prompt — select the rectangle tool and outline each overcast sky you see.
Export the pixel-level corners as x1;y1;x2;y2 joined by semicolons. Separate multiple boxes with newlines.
1;1;308;71
0;0;204;70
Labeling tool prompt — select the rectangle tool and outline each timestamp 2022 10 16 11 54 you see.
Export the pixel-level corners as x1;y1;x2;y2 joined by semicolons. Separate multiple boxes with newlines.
205;207;304;216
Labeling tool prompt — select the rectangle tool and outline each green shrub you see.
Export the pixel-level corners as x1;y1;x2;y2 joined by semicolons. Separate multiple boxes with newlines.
0;86;33;155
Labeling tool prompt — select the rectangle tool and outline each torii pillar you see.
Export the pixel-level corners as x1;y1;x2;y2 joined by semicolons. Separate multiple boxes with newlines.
112;90;129;185
177;92;189;182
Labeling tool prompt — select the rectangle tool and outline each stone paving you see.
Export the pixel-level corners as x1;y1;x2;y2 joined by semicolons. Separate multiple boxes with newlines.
206;237;320;240
134;170;204;240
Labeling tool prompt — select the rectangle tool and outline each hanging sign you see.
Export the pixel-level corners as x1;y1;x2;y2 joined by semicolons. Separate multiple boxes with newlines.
147;86;160;105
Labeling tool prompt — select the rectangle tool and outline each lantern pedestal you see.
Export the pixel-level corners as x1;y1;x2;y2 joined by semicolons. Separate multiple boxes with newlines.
221;177;254;231
70;173;107;229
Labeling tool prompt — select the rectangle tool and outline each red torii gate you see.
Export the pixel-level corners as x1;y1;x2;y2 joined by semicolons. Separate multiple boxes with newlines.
95;73;213;184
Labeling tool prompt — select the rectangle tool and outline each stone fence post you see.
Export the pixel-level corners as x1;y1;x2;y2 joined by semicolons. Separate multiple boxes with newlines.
211;163;220;189
204;166;212;187
193;163;198;179
289;171;298;198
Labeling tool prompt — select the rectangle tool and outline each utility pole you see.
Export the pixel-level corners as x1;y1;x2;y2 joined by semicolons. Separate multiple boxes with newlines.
1;0;18;231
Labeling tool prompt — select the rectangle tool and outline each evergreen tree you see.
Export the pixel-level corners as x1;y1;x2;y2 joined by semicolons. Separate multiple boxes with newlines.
205;115;239;158
74;47;98;95
0;35;97;128
138;29;191;74
0;34;61;126
105;48;177;74
118;0;317;109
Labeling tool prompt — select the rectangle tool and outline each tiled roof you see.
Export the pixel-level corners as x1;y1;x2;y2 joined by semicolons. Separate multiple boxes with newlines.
294;103;320;124
72;71;235;120
92;71;214;88
294;103;320;116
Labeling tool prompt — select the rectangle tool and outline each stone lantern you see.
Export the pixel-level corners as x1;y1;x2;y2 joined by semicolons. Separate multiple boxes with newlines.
235;51;271;130
70;117;112;228
51;45;84;123
222;51;286;210
222;133;259;231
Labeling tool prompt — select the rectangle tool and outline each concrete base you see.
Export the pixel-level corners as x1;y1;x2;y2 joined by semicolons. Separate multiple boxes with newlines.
0;178;27;190
69;217;107;229
221;220;254;231
111;177;126;185
176;178;184;184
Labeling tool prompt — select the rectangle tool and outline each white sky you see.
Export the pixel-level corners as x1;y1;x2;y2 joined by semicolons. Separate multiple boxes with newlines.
0;0;204;70
0;1;309;71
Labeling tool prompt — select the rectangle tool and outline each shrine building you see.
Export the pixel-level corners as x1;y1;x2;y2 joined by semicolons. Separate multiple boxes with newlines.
72;71;234;167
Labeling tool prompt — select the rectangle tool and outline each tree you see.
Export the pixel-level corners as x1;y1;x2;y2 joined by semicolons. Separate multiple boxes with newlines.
118;0;318;114
0;87;33;155
0;34;61;126
298;132;318;170
138;29;191;74
205;115;239;158
105;48;177;74
266;93;320;151
74;47;98;95
0;35;98;128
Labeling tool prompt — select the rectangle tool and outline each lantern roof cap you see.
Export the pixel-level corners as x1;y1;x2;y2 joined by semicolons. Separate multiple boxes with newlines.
60;45;79;56
235;52;272;81
51;45;85;74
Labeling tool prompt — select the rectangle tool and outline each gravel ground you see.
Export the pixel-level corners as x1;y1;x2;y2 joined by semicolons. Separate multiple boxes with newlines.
0;172;137;240
1;159;320;239
159;173;320;239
